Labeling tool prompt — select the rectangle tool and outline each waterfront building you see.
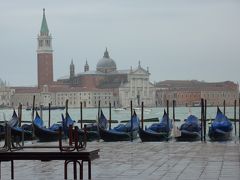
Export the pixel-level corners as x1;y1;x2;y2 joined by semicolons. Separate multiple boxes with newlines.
0;79;13;107
57;49;155;107
10;9;155;108
156;80;239;107
11;85;116;108
119;62;155;107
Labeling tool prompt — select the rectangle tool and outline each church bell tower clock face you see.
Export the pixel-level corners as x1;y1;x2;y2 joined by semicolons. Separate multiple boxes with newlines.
37;9;53;87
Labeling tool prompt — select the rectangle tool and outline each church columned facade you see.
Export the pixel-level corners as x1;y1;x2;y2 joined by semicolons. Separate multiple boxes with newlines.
119;62;155;107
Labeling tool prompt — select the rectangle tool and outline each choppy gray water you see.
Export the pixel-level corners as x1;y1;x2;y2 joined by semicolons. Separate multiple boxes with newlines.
0;106;239;124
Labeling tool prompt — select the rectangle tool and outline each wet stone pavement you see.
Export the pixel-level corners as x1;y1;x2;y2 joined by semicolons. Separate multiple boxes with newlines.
0;140;239;180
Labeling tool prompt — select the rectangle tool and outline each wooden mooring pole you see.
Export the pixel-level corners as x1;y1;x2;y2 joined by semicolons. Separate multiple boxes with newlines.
173;100;175;122
65;99;68;115
130;100;133;142
80;102;83;129
18;103;22;127
141;101;144;129
32;95;36;138
204;99;207;142
48;103;51;128
239;98;240;138
223;99;226;116
166;100;169;142
201;98;204;141
97;101;100;123
109;102;112;130
234;99;237;136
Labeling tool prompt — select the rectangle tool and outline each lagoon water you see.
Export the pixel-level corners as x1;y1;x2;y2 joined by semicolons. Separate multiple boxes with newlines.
1;106;239;138
0;106;239;127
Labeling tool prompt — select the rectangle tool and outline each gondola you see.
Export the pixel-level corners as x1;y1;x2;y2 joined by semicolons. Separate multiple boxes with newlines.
0;110;18;140
7;110;18;127
208;107;232;141
79;124;100;141
61;112;75;138
139;110;172;142
175;115;201;141
8;110;32;141
78;110;108;141
0;124;5;139
98;111;139;142
33;111;62;142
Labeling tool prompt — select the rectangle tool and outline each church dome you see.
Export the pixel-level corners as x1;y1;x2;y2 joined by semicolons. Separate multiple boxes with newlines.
96;48;117;73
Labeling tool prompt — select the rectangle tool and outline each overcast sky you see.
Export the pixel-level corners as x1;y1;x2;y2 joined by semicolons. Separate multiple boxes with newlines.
0;0;240;86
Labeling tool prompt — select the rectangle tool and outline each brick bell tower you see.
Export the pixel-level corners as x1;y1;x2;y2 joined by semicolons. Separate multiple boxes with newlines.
37;8;53;87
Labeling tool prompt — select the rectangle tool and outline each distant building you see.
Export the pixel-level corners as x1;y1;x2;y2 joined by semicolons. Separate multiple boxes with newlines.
156;80;239;107
119;63;155;107
10;9;155;108
0;79;13;107
11;85;116;108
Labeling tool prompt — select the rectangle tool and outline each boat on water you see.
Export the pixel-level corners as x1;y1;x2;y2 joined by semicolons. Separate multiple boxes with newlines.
5;110;33;141
33;111;62;142
98;111;139;142
26;106;65;111
139;110;172;142
1;110;19;140
113;108;126;112
0;124;4;139
61;112;75;138
175;115;201;141
208;107;232;141
64;112;101;141
78;110;108;141
133;107;152;112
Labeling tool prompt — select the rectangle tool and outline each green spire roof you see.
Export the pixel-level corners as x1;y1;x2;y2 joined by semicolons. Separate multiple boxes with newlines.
40;8;49;35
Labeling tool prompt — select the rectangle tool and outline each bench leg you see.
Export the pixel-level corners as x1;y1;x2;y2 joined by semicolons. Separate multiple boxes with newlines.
80;161;83;180
11;160;14;180
73;161;77;179
88;160;91;180
64;160;69;180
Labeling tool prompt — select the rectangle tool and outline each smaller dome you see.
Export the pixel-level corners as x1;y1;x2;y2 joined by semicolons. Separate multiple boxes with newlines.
96;48;117;73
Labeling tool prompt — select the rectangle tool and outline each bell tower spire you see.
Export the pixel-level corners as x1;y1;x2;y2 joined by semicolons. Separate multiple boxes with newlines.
84;59;89;72
37;8;53;87
40;8;49;36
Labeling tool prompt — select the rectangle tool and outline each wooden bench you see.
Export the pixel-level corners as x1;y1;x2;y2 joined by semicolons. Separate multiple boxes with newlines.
0;148;99;179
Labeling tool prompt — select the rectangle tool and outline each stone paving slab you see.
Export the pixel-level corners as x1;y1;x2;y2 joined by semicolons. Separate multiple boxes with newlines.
0;140;239;180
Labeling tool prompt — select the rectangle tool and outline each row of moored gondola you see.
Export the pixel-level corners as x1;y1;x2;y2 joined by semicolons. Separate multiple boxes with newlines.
0;107;233;142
